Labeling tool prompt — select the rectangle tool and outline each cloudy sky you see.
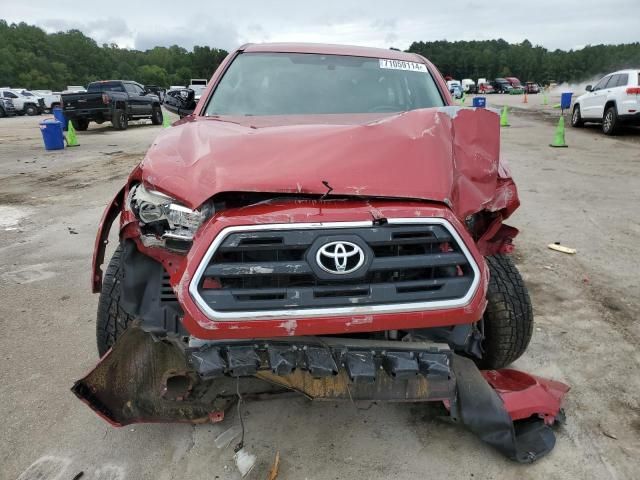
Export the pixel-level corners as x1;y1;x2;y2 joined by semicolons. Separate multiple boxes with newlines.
4;0;639;52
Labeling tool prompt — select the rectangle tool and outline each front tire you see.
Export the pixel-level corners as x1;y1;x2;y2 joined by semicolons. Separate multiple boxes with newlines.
96;245;134;357
571;105;584;127
24;104;38;116
602;106;619;135
476;255;534;369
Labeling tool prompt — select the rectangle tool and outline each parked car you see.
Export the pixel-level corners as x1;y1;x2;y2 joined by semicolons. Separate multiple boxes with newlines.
461;78;476;93
477;82;495;94
505;77;524;93
0;97;17;117
571;69;640;135
72;44;573;464
32;90;62;110
491;78;513;94
164;88;196;117
61;80;163;130
524;82;540;94
447;80;463;98
0;88;44;115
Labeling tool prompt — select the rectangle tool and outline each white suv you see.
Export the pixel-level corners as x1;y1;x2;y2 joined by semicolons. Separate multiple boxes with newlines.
571;69;640;135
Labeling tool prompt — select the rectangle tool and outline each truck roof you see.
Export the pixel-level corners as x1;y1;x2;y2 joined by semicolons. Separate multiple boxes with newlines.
242;42;425;63
88;80;134;84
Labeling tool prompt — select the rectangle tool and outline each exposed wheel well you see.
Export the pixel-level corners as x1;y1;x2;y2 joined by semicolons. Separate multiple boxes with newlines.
604;100;617;113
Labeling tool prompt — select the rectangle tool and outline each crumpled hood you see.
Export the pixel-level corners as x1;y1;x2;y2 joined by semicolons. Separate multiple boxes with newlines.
141;107;518;219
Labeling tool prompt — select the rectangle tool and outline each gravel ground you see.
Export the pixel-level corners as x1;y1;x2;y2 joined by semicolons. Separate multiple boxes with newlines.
1;102;639;480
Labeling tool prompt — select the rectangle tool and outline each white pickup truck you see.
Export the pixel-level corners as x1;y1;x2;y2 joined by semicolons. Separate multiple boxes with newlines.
571;69;640;135
0;88;44;115
32;90;62;111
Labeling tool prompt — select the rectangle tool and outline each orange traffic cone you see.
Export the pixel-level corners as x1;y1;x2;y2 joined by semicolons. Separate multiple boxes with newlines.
523;92;528;104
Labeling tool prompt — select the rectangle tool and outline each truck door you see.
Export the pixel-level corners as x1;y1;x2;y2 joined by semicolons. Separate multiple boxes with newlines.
133;83;153;114
125;83;148;115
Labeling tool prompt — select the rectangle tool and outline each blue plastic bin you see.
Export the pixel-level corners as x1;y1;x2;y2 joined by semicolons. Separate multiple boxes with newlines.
472;96;486;108
560;92;573;110
39;119;65;150
52;106;68;131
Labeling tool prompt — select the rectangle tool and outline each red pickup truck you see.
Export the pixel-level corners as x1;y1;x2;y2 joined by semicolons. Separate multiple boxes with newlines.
75;43;568;463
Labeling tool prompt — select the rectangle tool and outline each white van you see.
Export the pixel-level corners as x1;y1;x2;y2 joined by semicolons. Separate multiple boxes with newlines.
461;79;476;93
188;79;208;100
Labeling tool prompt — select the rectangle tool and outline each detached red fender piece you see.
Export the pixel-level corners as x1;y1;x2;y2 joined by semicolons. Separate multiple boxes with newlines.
92;187;125;293
482;369;570;425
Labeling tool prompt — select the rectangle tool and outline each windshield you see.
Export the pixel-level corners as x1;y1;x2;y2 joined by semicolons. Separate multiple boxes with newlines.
87;82;125;93
204;52;444;116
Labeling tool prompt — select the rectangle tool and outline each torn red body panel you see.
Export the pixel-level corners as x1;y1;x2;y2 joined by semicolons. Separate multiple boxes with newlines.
141;107;518;221
482;369;570;424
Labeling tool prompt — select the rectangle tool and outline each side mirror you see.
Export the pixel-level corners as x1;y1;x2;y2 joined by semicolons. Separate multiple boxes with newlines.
164;88;196;118
585;85;592;92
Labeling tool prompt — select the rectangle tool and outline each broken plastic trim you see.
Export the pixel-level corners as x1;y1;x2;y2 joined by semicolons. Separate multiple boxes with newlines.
72;327;568;463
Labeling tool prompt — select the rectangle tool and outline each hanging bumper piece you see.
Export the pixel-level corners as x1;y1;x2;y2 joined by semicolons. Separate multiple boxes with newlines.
72;326;569;463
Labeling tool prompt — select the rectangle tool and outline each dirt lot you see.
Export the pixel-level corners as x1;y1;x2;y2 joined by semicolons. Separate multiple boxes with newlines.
1;101;639;480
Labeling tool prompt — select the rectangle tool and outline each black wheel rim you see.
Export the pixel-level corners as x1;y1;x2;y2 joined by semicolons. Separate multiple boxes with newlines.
604;112;612;131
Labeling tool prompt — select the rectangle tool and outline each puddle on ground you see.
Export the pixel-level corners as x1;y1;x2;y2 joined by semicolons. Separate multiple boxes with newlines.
1;263;58;284
0;204;32;229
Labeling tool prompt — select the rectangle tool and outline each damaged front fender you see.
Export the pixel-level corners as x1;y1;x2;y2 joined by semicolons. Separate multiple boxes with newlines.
92;187;125;293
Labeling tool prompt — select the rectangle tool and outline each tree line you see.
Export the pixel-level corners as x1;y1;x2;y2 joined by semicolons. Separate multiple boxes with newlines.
408;39;640;83
0;20;228;90
2;19;639;91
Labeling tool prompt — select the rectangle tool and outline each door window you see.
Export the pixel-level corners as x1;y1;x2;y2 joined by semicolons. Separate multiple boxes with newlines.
124;83;138;94
604;75;619;88
593;76;610;91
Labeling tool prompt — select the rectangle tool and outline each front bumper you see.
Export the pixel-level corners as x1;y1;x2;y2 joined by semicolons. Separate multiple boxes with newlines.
72;326;569;463
94;194;490;341
176;203;489;339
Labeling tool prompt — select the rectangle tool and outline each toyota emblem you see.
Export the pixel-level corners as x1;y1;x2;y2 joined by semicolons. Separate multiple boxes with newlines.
316;241;365;275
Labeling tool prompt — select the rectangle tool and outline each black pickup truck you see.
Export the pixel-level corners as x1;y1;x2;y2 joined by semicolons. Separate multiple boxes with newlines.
61;80;163;130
